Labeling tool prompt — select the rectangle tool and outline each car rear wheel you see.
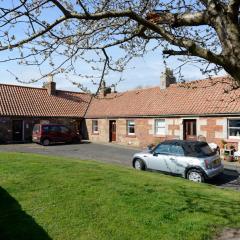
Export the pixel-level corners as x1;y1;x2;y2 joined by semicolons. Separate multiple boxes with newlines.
42;139;50;146
187;169;204;183
133;159;145;171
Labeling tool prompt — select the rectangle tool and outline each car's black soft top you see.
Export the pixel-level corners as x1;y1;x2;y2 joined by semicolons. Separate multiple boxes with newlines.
160;140;214;157
161;140;207;146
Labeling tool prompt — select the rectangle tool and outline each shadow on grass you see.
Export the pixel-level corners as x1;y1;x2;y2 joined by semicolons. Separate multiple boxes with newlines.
0;187;52;240
175;185;240;224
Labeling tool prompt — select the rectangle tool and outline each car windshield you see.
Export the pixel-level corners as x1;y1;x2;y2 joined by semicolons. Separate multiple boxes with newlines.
183;142;215;157
33;125;40;133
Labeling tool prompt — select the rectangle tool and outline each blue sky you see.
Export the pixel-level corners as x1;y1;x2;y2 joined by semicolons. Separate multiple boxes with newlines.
0;50;225;93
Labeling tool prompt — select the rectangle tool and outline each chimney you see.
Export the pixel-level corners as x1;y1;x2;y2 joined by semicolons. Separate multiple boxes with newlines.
160;68;176;90
99;80;111;97
44;74;56;96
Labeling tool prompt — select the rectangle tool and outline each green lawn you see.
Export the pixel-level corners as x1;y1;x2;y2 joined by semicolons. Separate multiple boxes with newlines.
0;153;240;240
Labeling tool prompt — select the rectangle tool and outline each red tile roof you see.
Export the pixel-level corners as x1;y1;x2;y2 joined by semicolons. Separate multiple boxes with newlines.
86;76;240;118
0;84;91;118
1;76;240;119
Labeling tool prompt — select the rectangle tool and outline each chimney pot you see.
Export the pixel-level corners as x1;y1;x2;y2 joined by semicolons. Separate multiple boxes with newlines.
160;68;176;90
48;74;53;83
99;80;111;97
44;74;56;95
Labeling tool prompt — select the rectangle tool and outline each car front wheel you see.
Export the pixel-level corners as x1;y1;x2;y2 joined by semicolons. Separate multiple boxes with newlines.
187;169;204;183
42;139;50;146
133;159;145;171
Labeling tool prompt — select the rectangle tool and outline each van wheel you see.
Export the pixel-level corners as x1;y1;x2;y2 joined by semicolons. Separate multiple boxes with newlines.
187;169;204;183
133;159;145;171
42;139;50;146
73;137;81;144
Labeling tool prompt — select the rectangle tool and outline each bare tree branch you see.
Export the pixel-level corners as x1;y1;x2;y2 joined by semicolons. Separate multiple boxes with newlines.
146;11;209;27
0;0;240;91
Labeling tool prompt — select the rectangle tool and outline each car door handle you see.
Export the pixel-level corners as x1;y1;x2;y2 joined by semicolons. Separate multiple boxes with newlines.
170;158;175;161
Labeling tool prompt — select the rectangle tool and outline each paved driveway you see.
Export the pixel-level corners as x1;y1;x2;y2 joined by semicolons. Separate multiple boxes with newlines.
0;142;136;166
0;142;239;190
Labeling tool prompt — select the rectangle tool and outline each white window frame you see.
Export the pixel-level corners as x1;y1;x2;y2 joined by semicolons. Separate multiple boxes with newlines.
228;118;240;139
154;119;166;135
92;120;99;134
127;120;135;135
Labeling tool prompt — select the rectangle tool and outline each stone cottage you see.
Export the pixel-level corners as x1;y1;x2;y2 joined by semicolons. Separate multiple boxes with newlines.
85;70;240;150
0;77;91;143
1;70;240;150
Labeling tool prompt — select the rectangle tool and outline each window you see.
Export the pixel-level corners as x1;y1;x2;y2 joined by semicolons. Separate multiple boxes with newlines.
154;144;171;154
228;119;240;138
183;142;214;157
170;145;184;156
92;120;99;134
33;125;40;133
60;126;70;134
155;119;166;135
42;125;49;133
127;120;135;135
49;126;61;133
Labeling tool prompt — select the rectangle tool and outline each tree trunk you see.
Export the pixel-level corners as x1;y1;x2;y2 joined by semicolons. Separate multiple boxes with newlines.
225;67;240;86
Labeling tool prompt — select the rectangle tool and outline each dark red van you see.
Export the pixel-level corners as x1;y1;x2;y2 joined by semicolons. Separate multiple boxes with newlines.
32;124;81;146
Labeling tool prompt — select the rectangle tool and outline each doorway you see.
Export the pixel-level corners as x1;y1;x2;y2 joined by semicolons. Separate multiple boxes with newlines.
183;119;197;140
12;120;23;142
109;120;116;142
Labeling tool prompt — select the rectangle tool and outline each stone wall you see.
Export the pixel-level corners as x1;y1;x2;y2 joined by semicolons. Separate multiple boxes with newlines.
85;117;236;148
85;118;181;148
199;117;225;146
4;115;240;149
85;119;109;142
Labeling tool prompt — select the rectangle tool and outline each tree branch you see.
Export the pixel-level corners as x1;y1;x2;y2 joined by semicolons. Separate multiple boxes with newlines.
50;0;71;17
228;0;240;21
163;49;190;56
76;0;90;16
129;12;224;66
146;11;209;27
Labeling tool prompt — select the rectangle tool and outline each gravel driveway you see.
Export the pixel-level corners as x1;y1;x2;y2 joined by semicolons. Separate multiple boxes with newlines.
0;142;239;190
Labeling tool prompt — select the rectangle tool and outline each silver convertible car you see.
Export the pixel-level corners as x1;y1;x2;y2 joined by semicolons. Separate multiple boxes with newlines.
132;140;224;183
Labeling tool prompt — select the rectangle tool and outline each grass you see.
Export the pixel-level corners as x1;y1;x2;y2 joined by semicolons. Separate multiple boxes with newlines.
0;153;240;240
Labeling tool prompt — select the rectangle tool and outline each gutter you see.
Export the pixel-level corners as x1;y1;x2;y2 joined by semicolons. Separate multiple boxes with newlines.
85;112;240;119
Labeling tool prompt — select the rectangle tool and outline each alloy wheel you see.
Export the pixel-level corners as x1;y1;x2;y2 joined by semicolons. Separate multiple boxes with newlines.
188;171;202;182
